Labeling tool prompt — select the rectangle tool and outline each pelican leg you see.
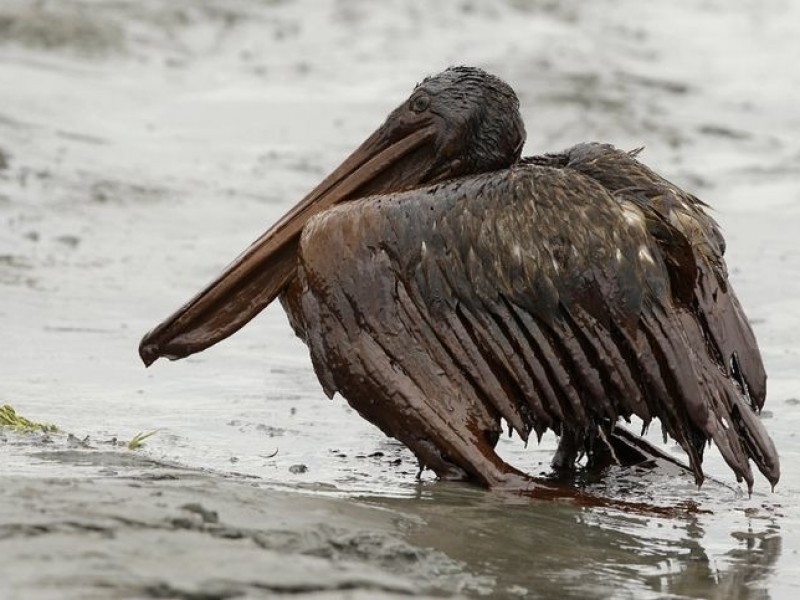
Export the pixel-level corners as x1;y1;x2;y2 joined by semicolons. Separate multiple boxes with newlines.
551;429;582;470
607;425;692;472
553;424;693;477
551;426;628;472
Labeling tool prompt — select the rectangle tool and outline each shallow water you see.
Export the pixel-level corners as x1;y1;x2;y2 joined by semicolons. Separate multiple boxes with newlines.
2;0;799;598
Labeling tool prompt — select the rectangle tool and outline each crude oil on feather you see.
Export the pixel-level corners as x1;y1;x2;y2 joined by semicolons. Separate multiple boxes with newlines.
140;66;778;497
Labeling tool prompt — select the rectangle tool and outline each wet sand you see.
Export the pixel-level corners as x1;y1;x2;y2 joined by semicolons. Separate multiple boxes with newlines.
2;0;799;598
0;446;463;599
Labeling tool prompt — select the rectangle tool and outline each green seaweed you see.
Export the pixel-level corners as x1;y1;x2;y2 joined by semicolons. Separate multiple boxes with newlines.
0;404;58;432
127;429;160;450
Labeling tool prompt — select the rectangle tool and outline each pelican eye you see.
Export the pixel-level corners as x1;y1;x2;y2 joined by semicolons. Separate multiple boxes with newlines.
410;94;430;113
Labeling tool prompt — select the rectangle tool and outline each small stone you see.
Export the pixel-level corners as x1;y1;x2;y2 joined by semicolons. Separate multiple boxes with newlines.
180;503;219;524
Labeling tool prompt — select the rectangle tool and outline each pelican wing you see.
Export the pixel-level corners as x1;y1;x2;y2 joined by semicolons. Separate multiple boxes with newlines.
560;143;767;409
297;150;778;490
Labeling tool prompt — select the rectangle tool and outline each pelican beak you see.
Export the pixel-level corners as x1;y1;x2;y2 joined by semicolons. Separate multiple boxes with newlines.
139;116;438;366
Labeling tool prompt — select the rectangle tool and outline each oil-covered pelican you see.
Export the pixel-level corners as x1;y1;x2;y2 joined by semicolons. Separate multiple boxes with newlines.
140;67;779;494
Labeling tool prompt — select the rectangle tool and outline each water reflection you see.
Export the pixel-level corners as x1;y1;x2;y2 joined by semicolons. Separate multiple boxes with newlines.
661;527;780;600
364;481;781;599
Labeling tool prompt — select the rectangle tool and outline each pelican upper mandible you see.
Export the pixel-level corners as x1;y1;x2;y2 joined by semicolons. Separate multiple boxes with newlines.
139;66;779;496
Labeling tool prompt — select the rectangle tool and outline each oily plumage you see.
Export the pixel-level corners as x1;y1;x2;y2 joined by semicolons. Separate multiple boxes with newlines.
140;66;778;494
296;143;778;492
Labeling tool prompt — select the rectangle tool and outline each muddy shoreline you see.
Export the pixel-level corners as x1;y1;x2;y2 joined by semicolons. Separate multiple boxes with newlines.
0;428;783;599
0;464;461;598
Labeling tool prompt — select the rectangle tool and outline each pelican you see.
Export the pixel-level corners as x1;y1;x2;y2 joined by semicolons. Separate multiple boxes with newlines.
140;67;779;495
